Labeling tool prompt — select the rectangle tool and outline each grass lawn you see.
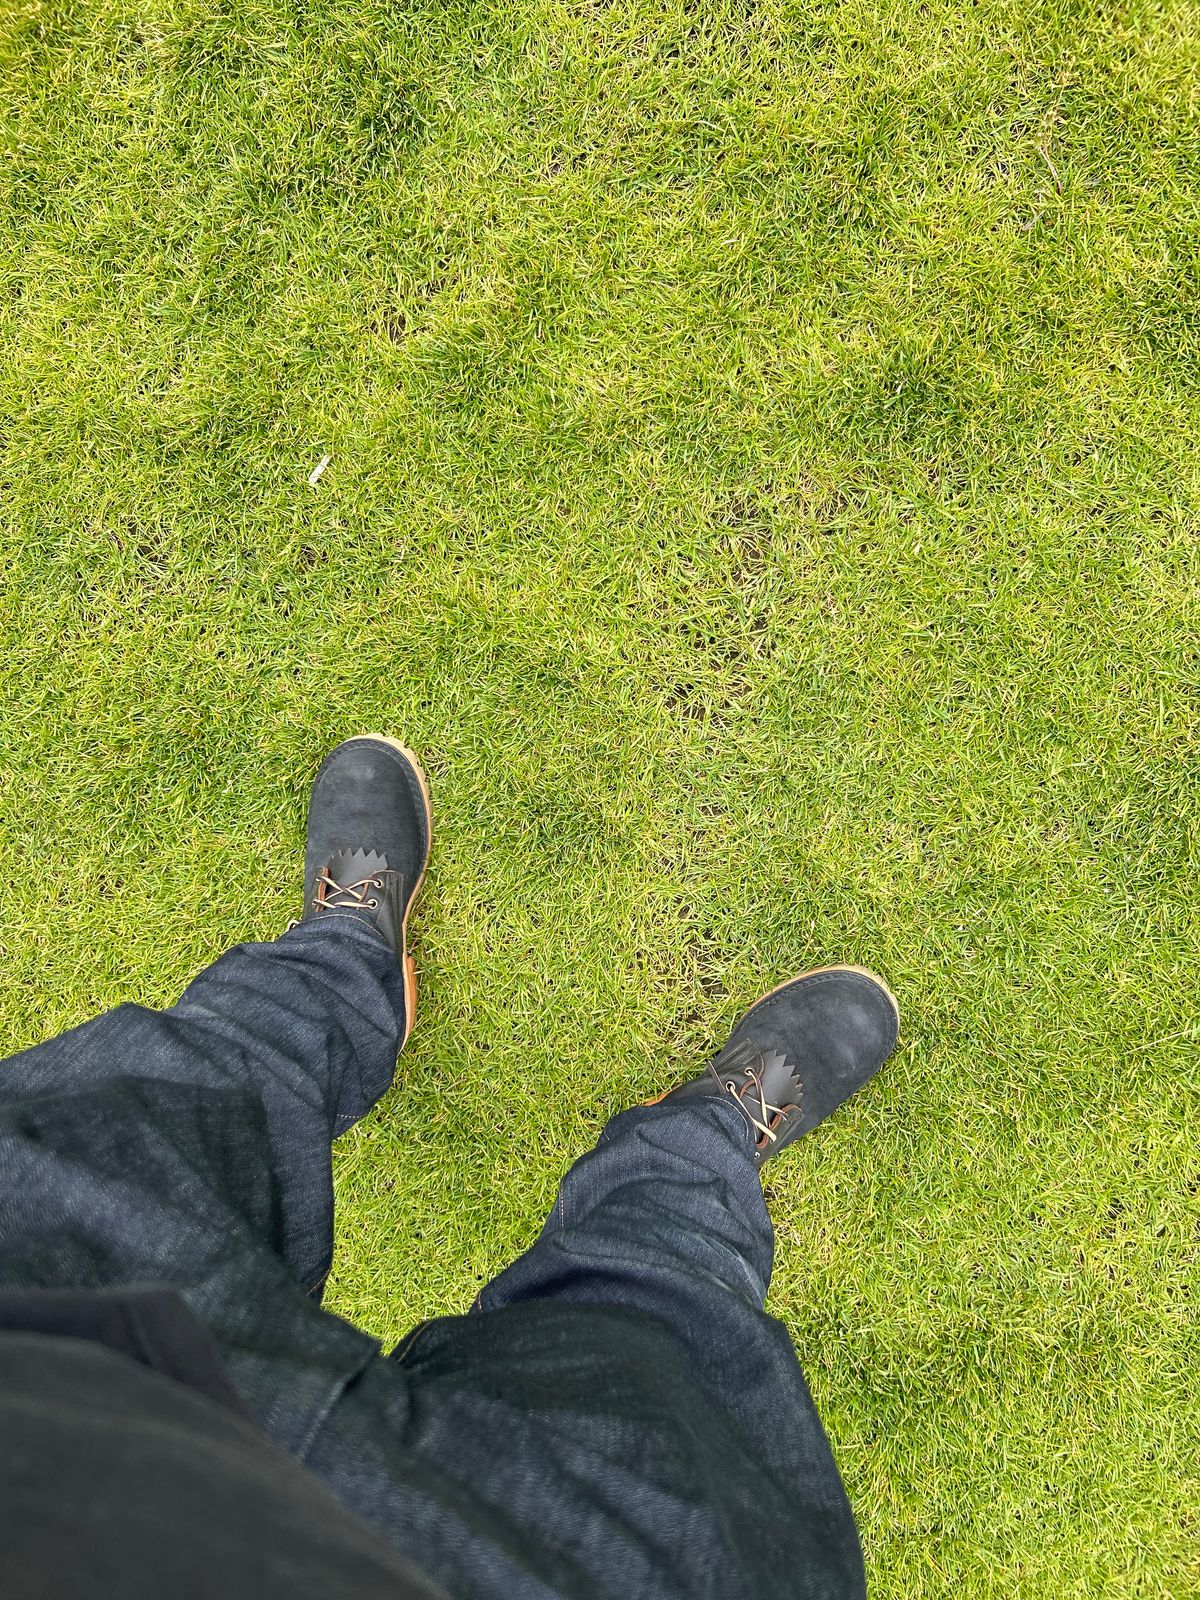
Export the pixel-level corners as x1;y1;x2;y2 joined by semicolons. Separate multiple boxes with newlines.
2;0;1198;1590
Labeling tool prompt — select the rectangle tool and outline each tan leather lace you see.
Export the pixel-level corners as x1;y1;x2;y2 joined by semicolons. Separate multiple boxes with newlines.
314;865;386;912
710;1060;786;1148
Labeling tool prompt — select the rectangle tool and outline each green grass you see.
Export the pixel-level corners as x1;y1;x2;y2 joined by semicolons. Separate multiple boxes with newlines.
2;0;1199;1590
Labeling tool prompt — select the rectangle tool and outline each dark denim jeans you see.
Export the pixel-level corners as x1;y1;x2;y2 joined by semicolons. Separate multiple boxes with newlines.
0;919;863;1600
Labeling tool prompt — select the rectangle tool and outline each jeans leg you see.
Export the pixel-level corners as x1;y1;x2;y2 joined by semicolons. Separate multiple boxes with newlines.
0;918;407;1451
302;1099;864;1600
0;917;406;1291
477;1098;857;1537
479;1096;773;1323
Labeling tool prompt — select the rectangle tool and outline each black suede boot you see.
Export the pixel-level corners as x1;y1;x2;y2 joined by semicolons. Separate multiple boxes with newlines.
302;735;432;1044
659;967;899;1167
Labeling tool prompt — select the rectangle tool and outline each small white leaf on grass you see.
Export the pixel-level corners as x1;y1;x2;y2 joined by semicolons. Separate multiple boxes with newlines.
308;454;331;486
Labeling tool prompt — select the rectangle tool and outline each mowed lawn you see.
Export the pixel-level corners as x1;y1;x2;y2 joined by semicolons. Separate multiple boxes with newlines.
2;0;1198;1591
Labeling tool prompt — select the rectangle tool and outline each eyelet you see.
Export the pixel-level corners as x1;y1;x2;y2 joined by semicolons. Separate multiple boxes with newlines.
367;898;379;909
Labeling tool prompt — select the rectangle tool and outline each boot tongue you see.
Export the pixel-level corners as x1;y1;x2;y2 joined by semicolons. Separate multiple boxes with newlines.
325;846;390;890
315;848;398;913
710;1038;799;1102
708;1036;762;1078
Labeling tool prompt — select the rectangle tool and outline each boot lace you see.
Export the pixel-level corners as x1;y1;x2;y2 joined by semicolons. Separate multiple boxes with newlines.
707;1051;793;1148
314;865;386;912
